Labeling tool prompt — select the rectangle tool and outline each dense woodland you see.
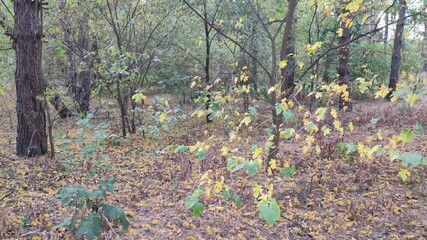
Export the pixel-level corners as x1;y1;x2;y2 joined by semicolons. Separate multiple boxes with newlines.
0;0;427;239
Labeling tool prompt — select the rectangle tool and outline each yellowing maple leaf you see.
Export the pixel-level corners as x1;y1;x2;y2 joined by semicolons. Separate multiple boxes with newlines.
348;122;354;132
405;93;420;106
253;147;263;158
337;28;343;37
375;85;389;99
159;112;167;122
279;60;288;69
253;184;263;199
214;176;224;193
221;146;229;156
345;0;362;13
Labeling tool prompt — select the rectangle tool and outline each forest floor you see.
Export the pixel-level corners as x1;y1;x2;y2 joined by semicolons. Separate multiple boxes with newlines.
1;89;427;239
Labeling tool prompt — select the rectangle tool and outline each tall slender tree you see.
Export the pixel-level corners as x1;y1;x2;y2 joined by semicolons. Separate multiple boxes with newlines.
13;0;47;156
338;2;353;112
387;0;407;99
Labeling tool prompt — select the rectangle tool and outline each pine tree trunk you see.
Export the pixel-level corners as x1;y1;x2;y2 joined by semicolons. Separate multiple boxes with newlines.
14;0;47;156
387;0;407;99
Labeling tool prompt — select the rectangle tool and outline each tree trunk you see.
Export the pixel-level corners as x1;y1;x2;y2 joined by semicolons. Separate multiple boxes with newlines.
279;0;298;100
338;6;353;112
14;0;47;156
423;20;427;73
387;0;407;99
203;0;212;123
267;0;298;168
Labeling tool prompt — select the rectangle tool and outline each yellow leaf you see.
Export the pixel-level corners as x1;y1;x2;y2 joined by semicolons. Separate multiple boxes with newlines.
375;85;389;99
325;6;332;15
191;81;197;88
221;146;229;156
330;109;338;119
279;60;287;69
348;122;354;132
241;116;252;126
345;0;362;13
405;93;420;106
253;147;263;158
253;184;263;199
267;183;274;196
159;113;167;122
337;28;343;37
270;159;277;170
205;188;211;200
333;120;341;130
214;176;224;193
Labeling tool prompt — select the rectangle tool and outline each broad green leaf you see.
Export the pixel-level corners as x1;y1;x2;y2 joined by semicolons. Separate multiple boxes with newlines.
257;198;281;227
227;157;238;171
281;164;296;179
414;124;425;136
76;213;102;240
185;196;198;209
231;160;249;173
389;150;400;161
400;129;414;144
192;202;204;217
249;107;257;116
196;148;206;160
221;189;231;201
400;152;423;166
247;161;260;177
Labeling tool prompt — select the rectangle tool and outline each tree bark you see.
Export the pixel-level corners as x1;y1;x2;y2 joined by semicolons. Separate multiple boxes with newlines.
14;0;47;156
338;6;353;112
387;0;407;99
203;0;212;123
423;19;427;73
280;0;298;100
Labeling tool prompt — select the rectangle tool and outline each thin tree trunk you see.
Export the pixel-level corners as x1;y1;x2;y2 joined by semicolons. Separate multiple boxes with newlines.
279;0;298;100
203;0;212;123
423;20;427;72
14;0;47;156
267;0;298;169
387;0;407;99
338;5;353;112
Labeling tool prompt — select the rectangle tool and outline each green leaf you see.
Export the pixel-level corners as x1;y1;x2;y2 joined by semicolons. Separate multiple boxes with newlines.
257;198;281;227
233;194;242;208
75;213;102;240
400;152;423;166
227;157;238;171
247;161;260;177
281;164;296;179
414;124;425;136
389;150;400;161
221;189;231;201
185;196;198;209
282;110;294;122
192;188;203;198
249;107;257;116
231;160;248;173
192;202;204;217
196;148;206;160
400;129;414;144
